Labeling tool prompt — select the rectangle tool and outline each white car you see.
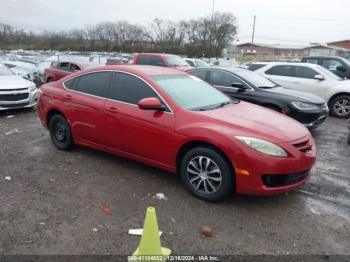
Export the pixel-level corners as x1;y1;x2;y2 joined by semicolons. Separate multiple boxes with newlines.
184;58;209;67
255;62;350;118
1;60;37;81
0;64;39;110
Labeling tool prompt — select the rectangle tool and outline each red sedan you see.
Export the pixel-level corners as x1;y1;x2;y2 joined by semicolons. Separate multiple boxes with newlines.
37;65;316;201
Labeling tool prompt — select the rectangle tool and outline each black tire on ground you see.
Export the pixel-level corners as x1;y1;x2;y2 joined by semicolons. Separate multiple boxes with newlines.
180;146;234;202
48;114;73;150
329;95;350;118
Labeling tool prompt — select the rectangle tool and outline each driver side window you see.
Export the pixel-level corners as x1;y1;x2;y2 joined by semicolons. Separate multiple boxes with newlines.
210;71;243;87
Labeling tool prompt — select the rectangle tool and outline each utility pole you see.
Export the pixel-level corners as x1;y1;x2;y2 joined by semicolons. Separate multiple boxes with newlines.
251;15;256;57
212;0;215;18
251;15;256;46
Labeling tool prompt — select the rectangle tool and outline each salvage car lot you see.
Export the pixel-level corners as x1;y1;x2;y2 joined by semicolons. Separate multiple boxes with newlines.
0;109;349;255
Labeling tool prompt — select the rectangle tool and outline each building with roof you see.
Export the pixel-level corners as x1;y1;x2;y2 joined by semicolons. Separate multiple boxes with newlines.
236;42;306;58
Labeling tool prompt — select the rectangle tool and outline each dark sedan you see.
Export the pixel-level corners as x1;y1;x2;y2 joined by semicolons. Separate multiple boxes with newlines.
188;67;329;129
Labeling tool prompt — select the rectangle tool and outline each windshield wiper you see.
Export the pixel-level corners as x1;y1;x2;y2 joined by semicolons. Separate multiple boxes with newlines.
212;101;234;109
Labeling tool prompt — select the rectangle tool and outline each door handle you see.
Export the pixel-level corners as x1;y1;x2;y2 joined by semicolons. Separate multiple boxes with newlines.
106;107;119;113
65;95;72;100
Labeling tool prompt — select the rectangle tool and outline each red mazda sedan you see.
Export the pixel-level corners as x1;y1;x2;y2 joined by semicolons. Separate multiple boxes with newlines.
37;65;316;201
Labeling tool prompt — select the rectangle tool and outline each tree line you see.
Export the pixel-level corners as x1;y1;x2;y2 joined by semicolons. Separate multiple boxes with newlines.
0;12;237;57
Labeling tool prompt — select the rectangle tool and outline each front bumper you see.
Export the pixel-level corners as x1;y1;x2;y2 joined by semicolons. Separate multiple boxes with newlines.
287;105;329;129
227;135;316;195
0;88;39;110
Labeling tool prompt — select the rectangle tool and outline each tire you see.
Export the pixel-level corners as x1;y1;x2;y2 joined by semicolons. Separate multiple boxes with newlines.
180;147;234;202
329;95;350;118
48;114;73;150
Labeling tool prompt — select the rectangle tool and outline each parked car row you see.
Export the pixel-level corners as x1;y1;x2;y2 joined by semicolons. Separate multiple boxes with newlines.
188;67;329;129
254;62;350;118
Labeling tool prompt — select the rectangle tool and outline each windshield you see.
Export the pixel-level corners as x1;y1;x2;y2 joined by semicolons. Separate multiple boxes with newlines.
152;74;233;111
166;55;190;67
236;69;277;88
0;66;14;76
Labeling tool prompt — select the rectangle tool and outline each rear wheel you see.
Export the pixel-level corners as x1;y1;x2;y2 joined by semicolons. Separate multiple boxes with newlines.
180;147;234;202
49;114;73;150
329;95;350;118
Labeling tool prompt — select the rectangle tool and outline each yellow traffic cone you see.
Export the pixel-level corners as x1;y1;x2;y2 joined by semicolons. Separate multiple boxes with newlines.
132;207;171;261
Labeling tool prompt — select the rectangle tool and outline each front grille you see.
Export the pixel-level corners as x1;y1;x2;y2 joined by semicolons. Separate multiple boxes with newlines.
292;139;312;153
0;88;28;91
262;170;310;187
0;102;30;108
0;93;29;101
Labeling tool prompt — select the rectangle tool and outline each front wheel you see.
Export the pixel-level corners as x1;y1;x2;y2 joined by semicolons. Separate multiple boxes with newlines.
49;114;73;150
180;147;234;202
329;95;350;118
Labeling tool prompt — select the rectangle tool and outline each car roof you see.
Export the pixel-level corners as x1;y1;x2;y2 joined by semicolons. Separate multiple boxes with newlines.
135;53;175;57
190;66;250;74
84;64;187;76
303;55;344;59
260;62;322;68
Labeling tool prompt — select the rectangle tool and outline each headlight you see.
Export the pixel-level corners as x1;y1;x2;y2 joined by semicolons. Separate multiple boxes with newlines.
29;82;37;91
291;102;319;111
235;136;288;157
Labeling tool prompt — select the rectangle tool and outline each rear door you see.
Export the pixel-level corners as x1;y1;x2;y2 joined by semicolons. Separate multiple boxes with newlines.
63;71;112;144
103;72;175;167
264;65;297;88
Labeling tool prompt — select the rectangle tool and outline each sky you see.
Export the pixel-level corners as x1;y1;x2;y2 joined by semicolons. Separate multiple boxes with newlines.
1;0;349;46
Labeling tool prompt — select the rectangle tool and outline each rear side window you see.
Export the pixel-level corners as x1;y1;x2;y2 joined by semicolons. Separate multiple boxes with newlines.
295;66;318;79
108;72;158;104
265;65;294;77
64;78;77;90
136;55;151;65
75;72;112;97
57;62;70;71
190;70;209;81
150;56;165;66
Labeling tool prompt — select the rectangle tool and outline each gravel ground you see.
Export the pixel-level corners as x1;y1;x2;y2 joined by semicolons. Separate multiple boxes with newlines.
0;109;349;256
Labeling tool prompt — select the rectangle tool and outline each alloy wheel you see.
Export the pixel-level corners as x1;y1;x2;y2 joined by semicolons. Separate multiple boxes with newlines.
334;99;350;117
186;156;222;195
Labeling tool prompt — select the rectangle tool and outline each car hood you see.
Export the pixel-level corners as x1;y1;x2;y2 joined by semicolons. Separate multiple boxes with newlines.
196;101;309;143
0;75;33;90
265;86;325;104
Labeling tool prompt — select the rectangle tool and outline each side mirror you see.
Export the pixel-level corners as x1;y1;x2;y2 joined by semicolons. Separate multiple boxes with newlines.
137;97;166;111
314;74;325;81
336;65;346;72
231;82;247;89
